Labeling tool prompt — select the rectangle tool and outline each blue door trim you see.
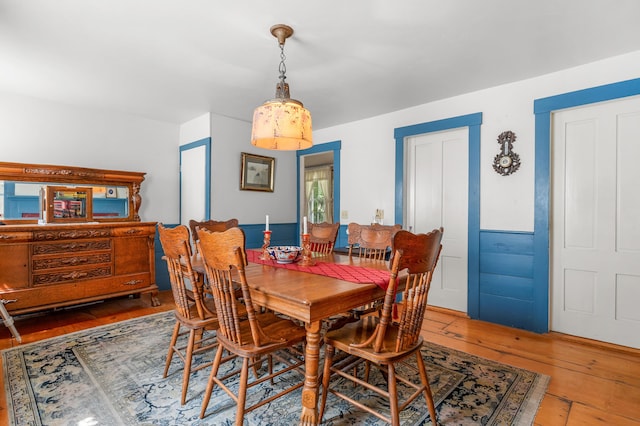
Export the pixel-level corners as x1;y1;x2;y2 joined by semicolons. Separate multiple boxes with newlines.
394;112;482;318
179;138;211;223
533;77;640;333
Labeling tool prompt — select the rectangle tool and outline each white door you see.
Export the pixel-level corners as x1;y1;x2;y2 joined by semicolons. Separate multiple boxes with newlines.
552;96;640;349
406;128;469;312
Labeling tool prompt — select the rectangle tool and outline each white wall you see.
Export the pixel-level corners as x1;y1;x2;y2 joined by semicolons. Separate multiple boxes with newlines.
179;113;211;145
209;113;297;226
313;50;640;232
3;50;639;232
0;92;180;223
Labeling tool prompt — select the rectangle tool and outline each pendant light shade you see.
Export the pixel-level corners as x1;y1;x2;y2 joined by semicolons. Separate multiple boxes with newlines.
251;24;313;151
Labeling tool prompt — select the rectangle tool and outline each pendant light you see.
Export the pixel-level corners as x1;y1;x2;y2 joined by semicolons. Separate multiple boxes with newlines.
251;24;313;150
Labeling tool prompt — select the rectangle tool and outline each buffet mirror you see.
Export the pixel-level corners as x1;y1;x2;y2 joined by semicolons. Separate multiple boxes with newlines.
0;161;145;224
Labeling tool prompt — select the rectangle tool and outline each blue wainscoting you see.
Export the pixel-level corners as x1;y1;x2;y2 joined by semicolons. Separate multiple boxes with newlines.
154;222;299;291
478;230;535;330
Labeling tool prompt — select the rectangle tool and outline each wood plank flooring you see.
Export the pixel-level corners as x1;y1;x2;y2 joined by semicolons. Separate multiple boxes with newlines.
0;291;638;425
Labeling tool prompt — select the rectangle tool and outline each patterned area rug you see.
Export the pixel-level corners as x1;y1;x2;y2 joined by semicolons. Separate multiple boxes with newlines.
2;311;549;425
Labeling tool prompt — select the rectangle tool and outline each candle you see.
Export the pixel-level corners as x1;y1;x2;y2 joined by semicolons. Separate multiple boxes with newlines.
265;215;269;231
303;216;308;234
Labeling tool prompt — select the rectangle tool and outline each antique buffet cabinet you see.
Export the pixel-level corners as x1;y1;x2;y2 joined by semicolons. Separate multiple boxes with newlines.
0;162;159;315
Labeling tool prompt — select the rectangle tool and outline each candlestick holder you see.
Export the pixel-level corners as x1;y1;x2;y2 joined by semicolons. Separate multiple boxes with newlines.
298;233;315;266
259;230;272;260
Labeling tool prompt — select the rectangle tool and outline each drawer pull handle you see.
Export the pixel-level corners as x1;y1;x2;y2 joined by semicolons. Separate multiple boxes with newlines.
125;229;142;235
0;235;16;240
123;279;143;286
61;257;89;265
61;271;88;280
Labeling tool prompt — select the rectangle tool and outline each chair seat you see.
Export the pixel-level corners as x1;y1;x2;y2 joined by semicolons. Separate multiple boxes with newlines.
324;316;423;363
173;303;219;330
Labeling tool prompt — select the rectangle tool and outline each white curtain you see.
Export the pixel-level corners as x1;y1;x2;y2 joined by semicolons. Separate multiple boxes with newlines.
304;166;333;223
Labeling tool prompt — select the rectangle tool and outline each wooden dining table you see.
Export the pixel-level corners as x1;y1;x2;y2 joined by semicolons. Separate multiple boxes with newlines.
193;251;387;425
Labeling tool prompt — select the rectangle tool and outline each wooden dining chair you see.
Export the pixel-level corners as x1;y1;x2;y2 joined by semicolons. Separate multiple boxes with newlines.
157;223;218;405
319;227;444;426
345;222;402;319
188;218;239;253
196;226;307;425
347;222;402;260
308;221;339;254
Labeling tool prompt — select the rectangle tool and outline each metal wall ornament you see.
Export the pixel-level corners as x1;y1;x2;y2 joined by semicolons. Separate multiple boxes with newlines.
493;130;521;176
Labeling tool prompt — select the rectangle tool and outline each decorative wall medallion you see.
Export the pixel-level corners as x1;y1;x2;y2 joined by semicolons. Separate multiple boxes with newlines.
493;130;521;176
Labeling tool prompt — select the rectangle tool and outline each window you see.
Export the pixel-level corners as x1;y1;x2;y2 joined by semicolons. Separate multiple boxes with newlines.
304;165;333;223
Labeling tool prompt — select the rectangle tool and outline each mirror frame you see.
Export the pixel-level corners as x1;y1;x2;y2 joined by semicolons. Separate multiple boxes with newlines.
0;161;145;224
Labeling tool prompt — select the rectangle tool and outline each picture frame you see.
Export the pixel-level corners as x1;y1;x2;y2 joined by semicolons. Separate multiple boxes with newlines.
240;152;275;192
105;186;117;198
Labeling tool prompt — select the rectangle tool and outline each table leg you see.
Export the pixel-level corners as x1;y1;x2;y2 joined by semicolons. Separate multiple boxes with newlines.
300;320;321;425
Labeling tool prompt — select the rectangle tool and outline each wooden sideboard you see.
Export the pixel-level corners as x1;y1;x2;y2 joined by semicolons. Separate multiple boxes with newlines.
0;221;159;315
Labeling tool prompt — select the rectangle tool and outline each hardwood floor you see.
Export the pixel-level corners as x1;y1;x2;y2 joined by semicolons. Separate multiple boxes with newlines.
0;291;638;425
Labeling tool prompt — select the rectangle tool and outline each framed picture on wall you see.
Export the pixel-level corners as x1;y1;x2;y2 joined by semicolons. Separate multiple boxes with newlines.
240;152;275;192
105;186;117;198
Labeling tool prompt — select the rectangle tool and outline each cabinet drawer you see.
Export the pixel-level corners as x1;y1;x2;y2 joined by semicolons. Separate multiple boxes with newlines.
111;226;154;237
32;239;112;255
32;252;112;271
4;284;84;313
84;273;151;297
32;228;111;241
32;265;112;286
0;231;32;243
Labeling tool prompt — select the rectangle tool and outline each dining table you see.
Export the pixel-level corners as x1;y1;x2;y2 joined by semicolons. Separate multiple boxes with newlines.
193;250;389;425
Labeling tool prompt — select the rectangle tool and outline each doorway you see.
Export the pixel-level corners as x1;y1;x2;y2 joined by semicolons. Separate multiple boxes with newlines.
394;113;482;318
179;138;211;225
302;152;334;224
297;142;341;243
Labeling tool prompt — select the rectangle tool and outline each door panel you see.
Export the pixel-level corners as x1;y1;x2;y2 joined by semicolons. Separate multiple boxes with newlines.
406;128;468;312
180;140;210;225
552;96;640;348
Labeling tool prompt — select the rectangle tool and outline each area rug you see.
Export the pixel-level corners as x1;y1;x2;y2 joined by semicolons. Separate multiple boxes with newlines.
2;311;549;425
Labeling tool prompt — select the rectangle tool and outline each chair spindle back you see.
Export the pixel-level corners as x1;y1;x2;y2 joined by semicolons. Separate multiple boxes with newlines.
308;221;339;254
197;227;268;347
370;227;443;353
347;222;401;260
158;223;206;320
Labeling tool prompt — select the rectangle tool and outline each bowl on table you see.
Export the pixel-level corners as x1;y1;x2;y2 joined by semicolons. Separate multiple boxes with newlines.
267;246;303;264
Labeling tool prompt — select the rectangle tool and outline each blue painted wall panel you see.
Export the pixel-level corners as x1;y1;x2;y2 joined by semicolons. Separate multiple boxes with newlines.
480;231;534;255
479;273;534;300
478;230;536;329
480;252;533;278
480;294;534;330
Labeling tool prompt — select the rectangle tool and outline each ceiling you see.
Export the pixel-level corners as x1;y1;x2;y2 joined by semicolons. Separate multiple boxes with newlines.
1;0;640;130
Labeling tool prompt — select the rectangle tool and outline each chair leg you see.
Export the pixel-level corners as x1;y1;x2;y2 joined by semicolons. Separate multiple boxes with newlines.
236;357;250;426
387;363;400;426
163;321;181;378
268;355;274;384
415;352;438;425
200;344;225;419
180;329;196;405
319;344;335;422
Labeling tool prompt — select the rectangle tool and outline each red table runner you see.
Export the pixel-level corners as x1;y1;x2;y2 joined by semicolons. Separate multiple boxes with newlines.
246;250;390;290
